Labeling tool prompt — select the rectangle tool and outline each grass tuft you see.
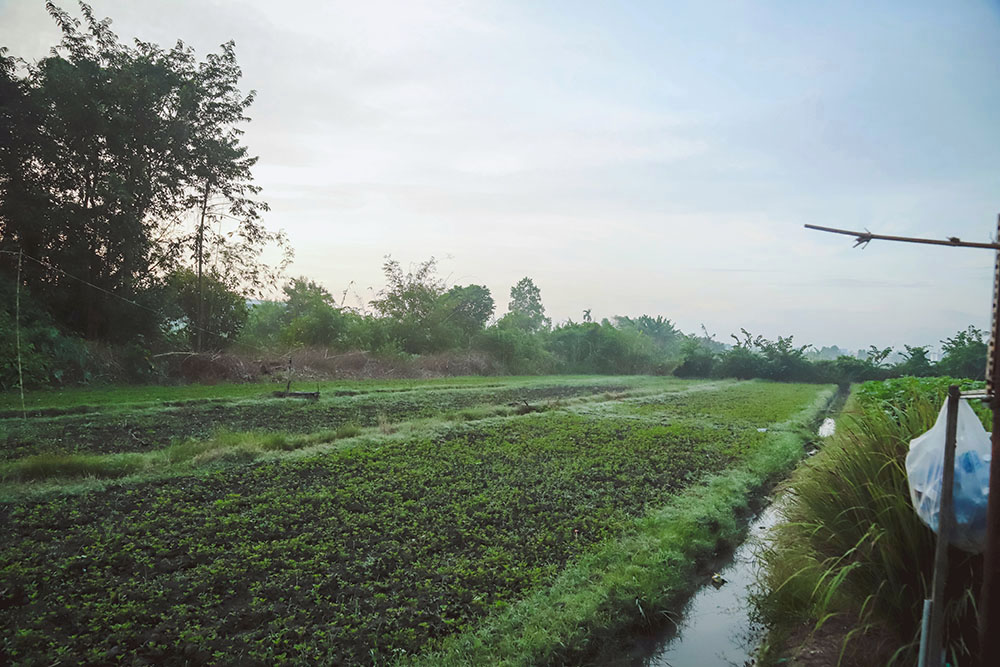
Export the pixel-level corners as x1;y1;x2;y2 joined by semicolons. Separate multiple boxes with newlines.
334;422;362;439
2;452;145;482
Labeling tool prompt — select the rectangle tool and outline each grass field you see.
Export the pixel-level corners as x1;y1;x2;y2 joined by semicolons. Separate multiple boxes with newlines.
0;376;834;665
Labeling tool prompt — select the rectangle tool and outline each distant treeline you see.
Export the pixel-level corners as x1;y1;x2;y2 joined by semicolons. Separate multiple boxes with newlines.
675;326;986;385
0;253;986;388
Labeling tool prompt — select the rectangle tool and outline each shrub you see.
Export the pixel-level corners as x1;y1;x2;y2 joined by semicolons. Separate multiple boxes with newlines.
0;277;91;389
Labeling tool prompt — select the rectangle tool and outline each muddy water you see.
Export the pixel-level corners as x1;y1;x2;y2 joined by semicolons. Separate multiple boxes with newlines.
624;504;781;667
612;419;837;666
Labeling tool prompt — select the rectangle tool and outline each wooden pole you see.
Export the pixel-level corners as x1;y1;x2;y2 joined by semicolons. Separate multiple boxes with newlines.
979;214;1000;666
926;385;960;667
805;220;1000;665
803;224;1000;250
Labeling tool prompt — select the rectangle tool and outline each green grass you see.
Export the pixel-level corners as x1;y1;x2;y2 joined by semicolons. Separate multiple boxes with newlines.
407;387;836;666
1;378;662;461
755;379;984;666
0;375;676;412
0;427;376;488
0;377;833;665
618;380;825;426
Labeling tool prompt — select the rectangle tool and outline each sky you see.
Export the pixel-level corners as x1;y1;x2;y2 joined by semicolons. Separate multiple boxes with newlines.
3;0;1000;352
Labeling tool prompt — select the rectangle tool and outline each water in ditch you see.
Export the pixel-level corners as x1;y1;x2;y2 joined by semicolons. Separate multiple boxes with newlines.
610;418;838;666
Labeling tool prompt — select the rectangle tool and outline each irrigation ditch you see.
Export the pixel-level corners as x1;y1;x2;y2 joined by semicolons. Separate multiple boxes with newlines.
590;387;847;667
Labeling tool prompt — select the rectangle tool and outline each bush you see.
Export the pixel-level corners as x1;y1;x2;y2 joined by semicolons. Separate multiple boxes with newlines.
163;268;249;351
546;321;672;374
475;321;554;374
674;337;718;378
0;277;91;389
937;326;987;380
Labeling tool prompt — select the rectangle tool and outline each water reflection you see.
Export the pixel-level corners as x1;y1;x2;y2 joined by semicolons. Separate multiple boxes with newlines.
635;505;781;667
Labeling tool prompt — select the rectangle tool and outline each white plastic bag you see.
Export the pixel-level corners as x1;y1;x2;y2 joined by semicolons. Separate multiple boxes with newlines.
906;398;991;553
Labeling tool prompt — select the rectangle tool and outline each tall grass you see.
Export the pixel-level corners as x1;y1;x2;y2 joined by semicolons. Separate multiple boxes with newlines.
756;387;984;665
0;426;366;484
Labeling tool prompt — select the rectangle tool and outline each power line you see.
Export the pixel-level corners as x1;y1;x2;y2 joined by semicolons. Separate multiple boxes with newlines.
0;247;274;357
14;249;25;419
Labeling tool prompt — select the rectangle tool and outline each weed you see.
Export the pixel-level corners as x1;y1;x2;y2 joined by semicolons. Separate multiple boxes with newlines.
335;423;362;439
377;413;396;434
1;453;145;482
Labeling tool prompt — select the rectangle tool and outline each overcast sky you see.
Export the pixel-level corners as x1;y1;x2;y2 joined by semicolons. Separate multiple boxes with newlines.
3;0;999;351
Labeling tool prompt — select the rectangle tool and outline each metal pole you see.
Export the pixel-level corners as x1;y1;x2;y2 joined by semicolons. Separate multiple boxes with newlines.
982;400;1000;665
927;385;960;667
919;599;933;667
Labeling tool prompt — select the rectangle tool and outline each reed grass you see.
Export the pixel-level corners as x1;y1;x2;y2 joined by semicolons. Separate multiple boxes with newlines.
756;385;984;665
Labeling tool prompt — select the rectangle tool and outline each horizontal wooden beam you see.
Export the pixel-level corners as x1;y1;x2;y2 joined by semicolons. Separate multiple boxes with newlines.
804;224;1000;250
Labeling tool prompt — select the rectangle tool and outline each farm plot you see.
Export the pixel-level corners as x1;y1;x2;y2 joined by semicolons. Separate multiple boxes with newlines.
0;377;831;666
1;377;661;461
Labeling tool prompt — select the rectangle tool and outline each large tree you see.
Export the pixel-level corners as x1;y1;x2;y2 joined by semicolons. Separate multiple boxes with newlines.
0;2;288;344
506;276;550;333
439;284;494;342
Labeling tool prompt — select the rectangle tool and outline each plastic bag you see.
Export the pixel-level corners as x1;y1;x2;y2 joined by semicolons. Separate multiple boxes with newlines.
906;398;991;553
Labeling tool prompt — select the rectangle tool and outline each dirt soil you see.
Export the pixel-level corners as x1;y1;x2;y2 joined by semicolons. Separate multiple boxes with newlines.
778;619;897;667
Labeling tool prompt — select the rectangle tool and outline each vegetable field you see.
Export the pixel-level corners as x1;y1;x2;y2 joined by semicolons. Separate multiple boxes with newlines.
0;376;833;665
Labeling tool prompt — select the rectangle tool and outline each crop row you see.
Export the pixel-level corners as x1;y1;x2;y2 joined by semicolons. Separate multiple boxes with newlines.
0;396;802;665
615;380;825;427
1;381;640;461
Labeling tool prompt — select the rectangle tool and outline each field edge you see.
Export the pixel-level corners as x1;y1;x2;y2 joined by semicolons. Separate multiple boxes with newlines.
400;384;839;667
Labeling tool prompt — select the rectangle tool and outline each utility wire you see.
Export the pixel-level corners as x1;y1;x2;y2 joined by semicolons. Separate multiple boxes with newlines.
14;249;25;419
0;248;275;356
0;245;303;405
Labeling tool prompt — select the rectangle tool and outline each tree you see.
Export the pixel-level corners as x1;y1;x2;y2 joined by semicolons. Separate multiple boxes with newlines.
165;41;290;350
165;268;248;350
614;315;682;353
507;277;550;333
280;278;347;347
439;284;494;343
674;337;718;378
896;345;934;377
864;345;893;368
371;256;444;322
938;326;987;380
370;256;449;353
0;3;288;344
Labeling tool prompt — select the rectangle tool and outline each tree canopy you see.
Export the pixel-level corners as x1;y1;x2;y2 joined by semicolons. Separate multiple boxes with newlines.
0;2;288;343
506;277;550;333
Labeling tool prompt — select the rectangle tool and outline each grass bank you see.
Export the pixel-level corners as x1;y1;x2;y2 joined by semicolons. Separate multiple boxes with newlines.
755;378;985;666
404;386;838;666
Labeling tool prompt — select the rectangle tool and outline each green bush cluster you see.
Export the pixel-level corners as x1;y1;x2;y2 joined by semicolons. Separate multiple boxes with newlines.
675;326;988;385
0;278;90;389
